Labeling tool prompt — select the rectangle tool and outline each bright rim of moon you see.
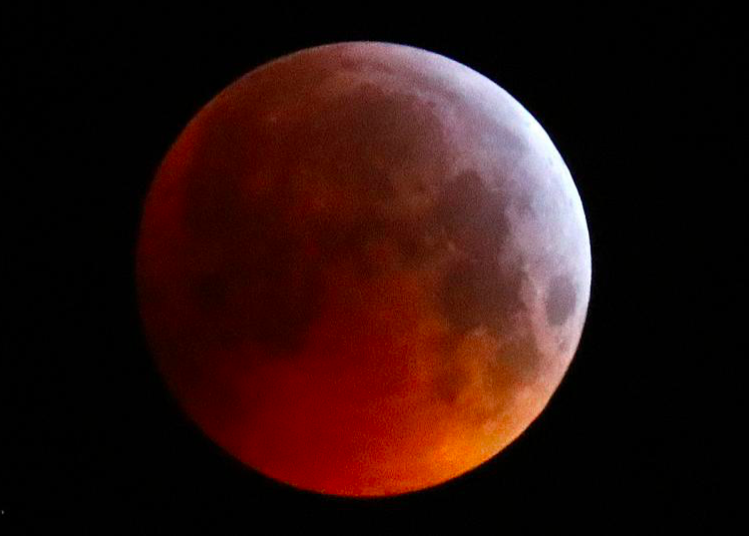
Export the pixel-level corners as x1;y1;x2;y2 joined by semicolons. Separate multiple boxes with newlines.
136;42;592;497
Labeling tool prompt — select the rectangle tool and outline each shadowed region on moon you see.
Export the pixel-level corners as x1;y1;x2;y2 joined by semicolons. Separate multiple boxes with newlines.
434;170;525;334
178;80;452;356
546;274;578;326
136;42;592;497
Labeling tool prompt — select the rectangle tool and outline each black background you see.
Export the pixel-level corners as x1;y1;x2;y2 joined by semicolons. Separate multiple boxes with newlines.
3;4;740;533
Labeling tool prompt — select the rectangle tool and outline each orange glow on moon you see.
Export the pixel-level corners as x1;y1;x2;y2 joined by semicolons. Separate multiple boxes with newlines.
136;42;591;496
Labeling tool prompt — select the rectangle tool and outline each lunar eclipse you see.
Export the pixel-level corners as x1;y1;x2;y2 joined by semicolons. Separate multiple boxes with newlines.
136;42;591;496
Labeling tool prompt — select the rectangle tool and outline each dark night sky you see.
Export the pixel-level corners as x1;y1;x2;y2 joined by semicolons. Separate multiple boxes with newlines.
3;5;740;533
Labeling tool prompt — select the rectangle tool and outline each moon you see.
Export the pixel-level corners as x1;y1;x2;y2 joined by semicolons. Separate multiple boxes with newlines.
136;42;591;497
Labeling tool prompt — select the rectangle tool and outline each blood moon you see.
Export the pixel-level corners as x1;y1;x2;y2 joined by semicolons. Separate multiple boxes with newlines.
136;42;591;497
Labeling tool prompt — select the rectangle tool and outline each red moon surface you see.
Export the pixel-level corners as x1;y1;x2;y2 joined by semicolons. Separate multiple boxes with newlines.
136;42;592;496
